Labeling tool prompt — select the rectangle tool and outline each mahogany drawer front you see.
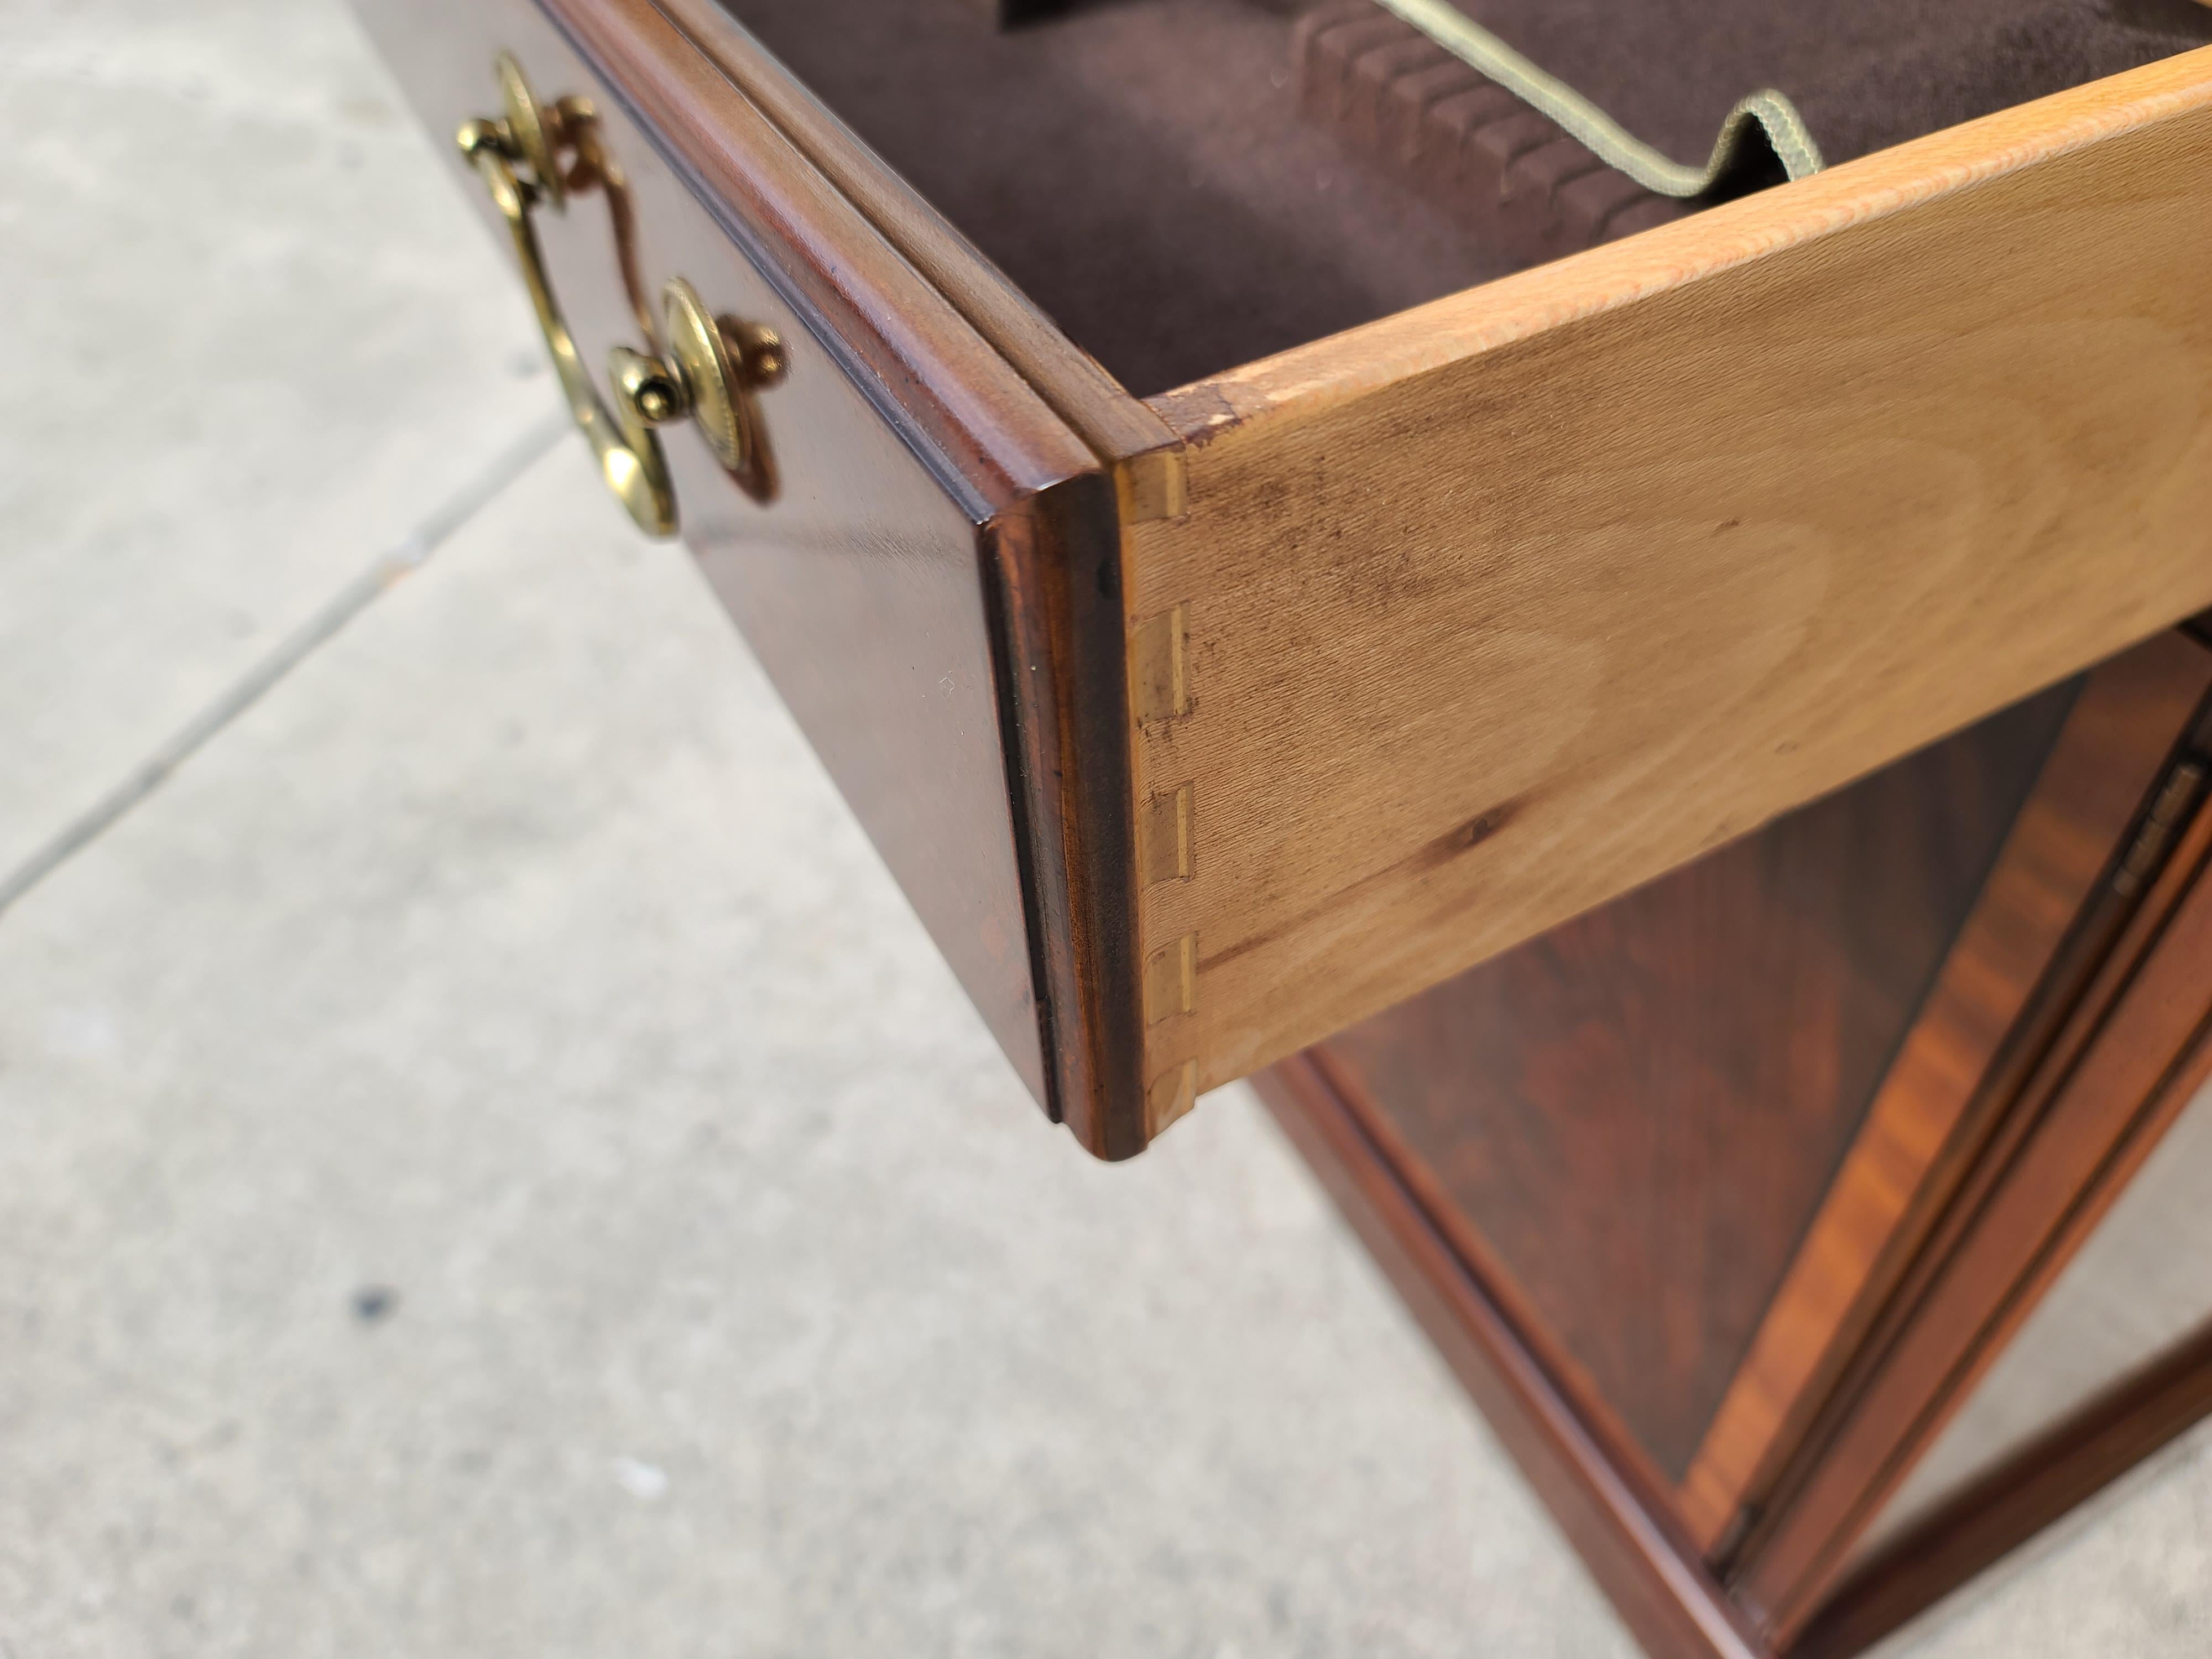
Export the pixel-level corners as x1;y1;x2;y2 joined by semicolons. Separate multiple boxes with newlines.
354;0;2212;1158
350;0;1152;1148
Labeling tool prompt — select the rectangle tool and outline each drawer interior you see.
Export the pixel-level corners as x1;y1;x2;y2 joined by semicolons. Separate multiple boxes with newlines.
724;0;2211;395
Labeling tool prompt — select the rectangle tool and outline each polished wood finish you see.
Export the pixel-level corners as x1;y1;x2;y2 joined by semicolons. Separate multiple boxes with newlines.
1315;685;2078;1481
1863;1066;2212;1551
987;478;1147;1155
1794;1321;2212;1659
1255;1055;1768;1659
1131;50;2212;1104
1681;634;2212;1542
349;0;1152;1151
1259;635;2212;1656
1740;749;2212;1634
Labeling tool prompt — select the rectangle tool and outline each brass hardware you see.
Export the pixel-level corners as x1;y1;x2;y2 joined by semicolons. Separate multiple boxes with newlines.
662;277;784;497
493;50;568;210
458;54;784;535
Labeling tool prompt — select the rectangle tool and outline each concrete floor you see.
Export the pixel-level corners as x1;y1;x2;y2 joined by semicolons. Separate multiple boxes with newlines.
2;2;2208;1655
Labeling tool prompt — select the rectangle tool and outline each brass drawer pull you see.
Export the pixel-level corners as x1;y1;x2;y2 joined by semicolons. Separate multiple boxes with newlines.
457;53;784;535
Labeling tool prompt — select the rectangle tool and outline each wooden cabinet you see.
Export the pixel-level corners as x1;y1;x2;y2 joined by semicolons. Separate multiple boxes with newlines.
1260;625;2212;1655
349;0;2212;1648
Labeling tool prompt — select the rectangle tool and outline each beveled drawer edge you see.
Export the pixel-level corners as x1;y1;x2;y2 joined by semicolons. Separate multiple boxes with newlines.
988;477;1153;1159
583;0;1208;1154
523;0;1163;1155
648;0;1185;482
640;2;1200;1162
540;0;1098;503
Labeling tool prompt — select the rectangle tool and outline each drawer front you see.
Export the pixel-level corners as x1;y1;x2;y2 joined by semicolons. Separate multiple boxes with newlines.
348;0;1131;1129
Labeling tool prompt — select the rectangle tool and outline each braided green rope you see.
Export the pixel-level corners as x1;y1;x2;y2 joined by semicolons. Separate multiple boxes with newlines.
1366;0;1824;197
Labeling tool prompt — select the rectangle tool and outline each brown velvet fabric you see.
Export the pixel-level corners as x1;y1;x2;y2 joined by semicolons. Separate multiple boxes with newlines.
721;0;2212;395
727;0;1521;394
1449;0;2212;169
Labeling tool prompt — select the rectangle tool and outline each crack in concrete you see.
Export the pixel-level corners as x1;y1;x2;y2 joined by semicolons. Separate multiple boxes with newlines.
0;406;571;921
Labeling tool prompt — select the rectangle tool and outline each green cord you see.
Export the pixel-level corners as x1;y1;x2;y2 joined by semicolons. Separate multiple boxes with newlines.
1366;0;1824;197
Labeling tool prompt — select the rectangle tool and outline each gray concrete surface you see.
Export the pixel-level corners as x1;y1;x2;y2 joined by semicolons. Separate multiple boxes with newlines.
2;3;2208;1656
0;0;554;879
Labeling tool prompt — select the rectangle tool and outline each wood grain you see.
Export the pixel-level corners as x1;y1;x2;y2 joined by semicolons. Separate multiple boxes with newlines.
1139;783;1193;886
359;2;2212;1159
1130;49;2212;1099
1739;764;2212;1632
1258;640;2212;1656
1677;635;2212;1545
1256;1056;1774;1659
1310;684;2080;1484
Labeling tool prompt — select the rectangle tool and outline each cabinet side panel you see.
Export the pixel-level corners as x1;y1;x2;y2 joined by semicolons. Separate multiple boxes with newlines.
1743;765;2212;1631
1854;1073;2212;1559
1255;1057;1772;1659
1310;686;2077;1481
1681;633;2212;1542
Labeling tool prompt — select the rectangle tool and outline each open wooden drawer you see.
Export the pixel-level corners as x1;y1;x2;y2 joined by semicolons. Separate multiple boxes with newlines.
351;0;2212;1158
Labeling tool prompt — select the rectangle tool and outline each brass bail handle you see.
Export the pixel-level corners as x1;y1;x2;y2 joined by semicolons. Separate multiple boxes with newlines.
456;54;786;536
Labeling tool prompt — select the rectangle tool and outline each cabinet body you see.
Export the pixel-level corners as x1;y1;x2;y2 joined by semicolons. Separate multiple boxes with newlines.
1260;626;2212;1655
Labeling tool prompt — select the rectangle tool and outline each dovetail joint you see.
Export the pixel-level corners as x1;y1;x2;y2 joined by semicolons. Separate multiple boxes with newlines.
1144;932;1197;1026
1118;447;1188;524
1141;782;1194;886
1131;604;1190;726
1146;1059;1199;1139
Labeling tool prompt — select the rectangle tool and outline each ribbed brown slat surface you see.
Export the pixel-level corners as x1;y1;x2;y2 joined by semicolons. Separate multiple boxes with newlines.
1293;0;1689;264
1290;0;2212;264
725;0;2212;390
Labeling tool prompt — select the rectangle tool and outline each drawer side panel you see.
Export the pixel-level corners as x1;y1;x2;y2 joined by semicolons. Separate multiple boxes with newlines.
1133;48;2212;1098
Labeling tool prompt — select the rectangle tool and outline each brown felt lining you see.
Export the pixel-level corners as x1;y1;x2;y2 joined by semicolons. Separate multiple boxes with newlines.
720;0;2212;397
